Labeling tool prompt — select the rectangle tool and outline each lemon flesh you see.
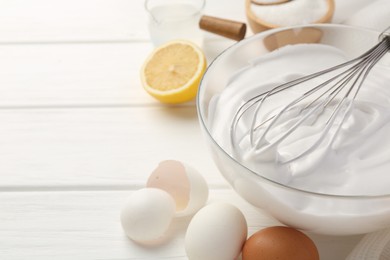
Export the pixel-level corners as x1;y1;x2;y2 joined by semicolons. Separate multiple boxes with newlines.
141;40;207;104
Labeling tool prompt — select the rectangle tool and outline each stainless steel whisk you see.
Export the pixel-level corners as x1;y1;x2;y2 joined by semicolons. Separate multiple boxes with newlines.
230;27;390;165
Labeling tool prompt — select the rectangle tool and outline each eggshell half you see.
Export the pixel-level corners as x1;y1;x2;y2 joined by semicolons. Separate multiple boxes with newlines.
146;160;208;217
185;203;248;260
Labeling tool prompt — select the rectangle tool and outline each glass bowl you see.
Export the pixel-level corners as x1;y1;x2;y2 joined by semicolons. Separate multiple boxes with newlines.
197;24;390;235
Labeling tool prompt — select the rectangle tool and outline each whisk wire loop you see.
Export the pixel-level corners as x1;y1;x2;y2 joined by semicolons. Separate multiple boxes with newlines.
230;29;390;164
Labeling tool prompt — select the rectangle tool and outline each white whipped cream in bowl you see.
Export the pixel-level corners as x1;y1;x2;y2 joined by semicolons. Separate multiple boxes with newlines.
197;24;390;235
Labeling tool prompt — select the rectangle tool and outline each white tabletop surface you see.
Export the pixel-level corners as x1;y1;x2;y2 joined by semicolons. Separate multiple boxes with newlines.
1;0;383;259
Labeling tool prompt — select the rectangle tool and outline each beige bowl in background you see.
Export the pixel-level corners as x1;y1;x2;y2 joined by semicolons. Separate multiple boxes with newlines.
245;0;335;33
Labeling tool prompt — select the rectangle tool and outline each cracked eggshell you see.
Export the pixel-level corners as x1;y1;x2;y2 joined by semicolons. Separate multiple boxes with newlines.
146;160;209;217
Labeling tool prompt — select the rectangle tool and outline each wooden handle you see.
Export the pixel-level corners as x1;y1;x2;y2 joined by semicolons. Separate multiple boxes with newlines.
199;15;247;41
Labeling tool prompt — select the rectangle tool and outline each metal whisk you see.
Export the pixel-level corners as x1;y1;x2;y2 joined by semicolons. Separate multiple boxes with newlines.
230;27;390;165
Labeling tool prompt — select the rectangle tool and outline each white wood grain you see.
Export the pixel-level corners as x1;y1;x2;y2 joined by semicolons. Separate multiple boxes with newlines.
0;1;371;259
0;0;149;43
0;0;245;107
0;40;237;107
0;42;152;106
0;189;361;259
0;106;227;187
0;105;363;259
0;0;248;43
0;189;272;259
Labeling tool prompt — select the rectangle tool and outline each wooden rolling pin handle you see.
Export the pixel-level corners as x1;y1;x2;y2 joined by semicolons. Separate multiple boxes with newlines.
199;15;247;41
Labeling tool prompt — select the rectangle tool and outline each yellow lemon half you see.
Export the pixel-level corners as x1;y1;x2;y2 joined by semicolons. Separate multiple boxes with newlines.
141;40;207;104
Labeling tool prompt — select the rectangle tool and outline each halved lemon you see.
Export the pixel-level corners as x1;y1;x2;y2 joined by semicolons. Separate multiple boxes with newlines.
141;40;207;104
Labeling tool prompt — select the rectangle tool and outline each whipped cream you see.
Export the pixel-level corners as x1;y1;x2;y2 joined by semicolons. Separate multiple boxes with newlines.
209;44;390;195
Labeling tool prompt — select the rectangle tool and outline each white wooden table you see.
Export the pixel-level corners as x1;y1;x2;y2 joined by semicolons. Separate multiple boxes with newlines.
0;0;370;259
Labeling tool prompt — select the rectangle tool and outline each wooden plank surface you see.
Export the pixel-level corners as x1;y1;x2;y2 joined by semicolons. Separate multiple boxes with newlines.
0;0;246;43
0;0;148;42
0;41;235;107
0;189;361;259
0;106;226;187
0;0;378;259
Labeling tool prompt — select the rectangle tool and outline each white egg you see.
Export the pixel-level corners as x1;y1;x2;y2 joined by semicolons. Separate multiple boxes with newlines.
185;203;248;260
120;188;175;243
146;160;208;217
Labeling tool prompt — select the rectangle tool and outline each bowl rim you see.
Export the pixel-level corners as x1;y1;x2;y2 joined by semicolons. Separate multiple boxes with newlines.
196;23;390;199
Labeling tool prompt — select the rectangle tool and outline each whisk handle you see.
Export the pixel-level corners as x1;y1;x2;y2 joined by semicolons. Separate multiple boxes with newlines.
379;26;390;42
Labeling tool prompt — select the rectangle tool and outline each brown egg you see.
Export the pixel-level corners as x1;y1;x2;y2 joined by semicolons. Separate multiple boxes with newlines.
242;226;319;260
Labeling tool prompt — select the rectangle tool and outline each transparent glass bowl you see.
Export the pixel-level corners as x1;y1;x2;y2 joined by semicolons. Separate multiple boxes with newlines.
197;24;390;235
